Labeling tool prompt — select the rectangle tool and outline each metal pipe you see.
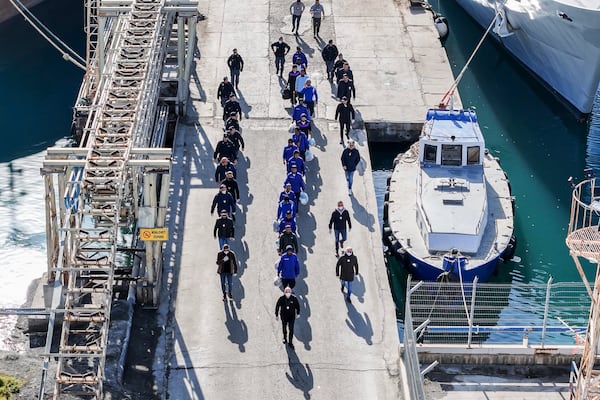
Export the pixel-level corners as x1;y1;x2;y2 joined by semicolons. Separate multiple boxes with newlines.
467;276;478;348
541;275;554;347
420;360;439;377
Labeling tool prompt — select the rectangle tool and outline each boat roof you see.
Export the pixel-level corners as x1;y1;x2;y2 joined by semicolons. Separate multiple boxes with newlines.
423;109;484;144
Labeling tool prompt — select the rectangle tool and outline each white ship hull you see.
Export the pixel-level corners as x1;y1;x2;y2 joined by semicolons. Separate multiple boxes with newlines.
454;0;600;115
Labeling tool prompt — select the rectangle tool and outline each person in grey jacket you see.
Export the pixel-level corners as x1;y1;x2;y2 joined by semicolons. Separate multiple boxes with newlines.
290;0;305;35
335;246;359;303
309;0;324;37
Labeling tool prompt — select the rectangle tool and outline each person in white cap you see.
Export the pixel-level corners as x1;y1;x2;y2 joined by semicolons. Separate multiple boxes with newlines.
275;286;300;348
336;246;359;303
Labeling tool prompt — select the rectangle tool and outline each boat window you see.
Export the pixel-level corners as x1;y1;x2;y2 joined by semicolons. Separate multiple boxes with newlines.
441;144;462;166
467;146;480;165
423;144;437;163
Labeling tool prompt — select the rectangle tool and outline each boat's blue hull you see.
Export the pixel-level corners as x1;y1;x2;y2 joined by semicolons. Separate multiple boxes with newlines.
403;251;502;283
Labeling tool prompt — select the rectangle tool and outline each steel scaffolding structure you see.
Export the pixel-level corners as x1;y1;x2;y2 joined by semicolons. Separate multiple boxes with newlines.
39;0;197;398
566;174;600;400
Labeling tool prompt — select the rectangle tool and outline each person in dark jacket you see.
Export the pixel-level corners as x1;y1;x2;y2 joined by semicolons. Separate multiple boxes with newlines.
227;126;245;153
333;53;348;76
220;170;240;201
335;62;354;83
275;286;300;348
321;40;339;81
214;134;238;163
217;77;235;108
296;115;312;136
341;139;361;195
225;112;241;132
278;224;299;255
211;184;236;217
227;48;244;88
271;37;291;76
215;157;236;183
223;94;242;121
214;211;235;249
277;245;301;290
329;200;352;257
337;74;356;103
216;244;238;300
335;97;355;144
335;246;359;303
287;65;301;106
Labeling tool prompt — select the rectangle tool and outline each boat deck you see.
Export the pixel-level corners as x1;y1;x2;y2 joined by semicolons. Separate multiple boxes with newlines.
387;145;514;271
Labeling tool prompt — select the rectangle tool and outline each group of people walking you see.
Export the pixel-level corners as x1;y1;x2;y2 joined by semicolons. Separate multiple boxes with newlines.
211;2;365;350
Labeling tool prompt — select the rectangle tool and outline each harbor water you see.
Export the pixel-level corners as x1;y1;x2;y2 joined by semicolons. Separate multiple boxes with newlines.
0;0;594;349
0;0;83;349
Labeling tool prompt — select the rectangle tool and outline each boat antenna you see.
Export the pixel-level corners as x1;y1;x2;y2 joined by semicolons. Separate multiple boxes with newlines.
438;11;500;109
7;0;86;71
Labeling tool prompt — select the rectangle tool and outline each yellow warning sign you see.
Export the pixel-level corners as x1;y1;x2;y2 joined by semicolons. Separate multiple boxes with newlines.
140;228;169;241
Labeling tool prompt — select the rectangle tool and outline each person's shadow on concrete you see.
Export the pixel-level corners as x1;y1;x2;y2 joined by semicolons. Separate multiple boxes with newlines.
235;89;252;119
223;300;248;352
309;122;327;149
345;302;373;345
285;345;314;399
350;195;376;232
351;274;366;304
294;291;313;351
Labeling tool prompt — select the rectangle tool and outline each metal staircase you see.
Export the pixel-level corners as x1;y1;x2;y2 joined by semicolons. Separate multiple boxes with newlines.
40;0;197;398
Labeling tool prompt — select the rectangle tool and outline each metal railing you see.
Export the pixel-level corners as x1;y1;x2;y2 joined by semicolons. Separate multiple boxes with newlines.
407;277;589;347
403;278;428;400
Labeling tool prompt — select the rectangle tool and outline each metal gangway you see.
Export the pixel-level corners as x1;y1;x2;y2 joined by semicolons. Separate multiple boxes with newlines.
566;171;600;400
39;0;197;398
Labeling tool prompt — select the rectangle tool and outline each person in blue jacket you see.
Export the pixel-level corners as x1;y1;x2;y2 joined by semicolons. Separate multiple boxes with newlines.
292;128;310;160
282;138;299;167
284;165;306;206
292;99;311;122
279;183;297;204
277;245;301;289
286;150;305;175
292;47;308;68
299;79;318;117
296;114;311;136
277;196;296;221
278;211;297;234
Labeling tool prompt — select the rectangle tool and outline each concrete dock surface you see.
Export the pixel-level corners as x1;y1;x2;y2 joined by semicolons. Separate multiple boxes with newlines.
159;0;455;398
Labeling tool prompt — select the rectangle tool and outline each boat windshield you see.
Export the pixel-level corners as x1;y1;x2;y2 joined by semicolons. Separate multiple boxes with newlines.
467;146;480;165
424;144;437;163
441;144;462;166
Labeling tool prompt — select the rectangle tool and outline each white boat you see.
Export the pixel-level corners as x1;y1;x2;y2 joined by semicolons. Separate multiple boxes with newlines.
383;108;516;282
453;0;600;116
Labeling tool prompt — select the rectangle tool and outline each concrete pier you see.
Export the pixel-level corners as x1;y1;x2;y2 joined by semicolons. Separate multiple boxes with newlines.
158;0;457;398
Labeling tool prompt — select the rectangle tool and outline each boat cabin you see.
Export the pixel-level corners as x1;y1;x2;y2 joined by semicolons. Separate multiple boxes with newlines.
416;109;488;254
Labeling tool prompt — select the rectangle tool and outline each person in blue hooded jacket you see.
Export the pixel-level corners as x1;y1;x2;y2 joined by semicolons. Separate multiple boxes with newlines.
292;47;308;68
283;166;306;206
278;211;297;234
279;183;297;204
282;138;299;166
277;196;296;220
286;150;305;175
277;245;301;289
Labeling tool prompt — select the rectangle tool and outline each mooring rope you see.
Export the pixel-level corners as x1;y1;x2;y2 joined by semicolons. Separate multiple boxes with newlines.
8;0;86;70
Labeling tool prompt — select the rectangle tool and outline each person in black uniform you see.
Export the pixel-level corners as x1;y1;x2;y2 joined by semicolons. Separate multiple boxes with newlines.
227;48;244;88
213;210;235;250
216;244;238;300
217;77;235;107
214;133;238;163
275;286;300;349
223;94;242;121
271;36;291;76
328;200;352;257
215;157;236;183
220;170;240;202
